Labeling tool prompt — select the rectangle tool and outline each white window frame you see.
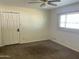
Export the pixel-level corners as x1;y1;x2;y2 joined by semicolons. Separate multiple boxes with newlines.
58;11;79;33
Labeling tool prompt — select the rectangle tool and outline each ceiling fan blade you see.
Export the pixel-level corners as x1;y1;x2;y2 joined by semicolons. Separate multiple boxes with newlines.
40;3;46;7
48;2;57;6
48;0;60;2
49;3;57;6
40;0;47;2
28;2;42;4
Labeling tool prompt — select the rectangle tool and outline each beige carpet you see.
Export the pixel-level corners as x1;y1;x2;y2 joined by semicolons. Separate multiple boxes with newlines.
0;40;79;59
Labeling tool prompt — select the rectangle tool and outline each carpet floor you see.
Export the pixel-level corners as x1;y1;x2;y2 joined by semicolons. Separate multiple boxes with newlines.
0;40;79;59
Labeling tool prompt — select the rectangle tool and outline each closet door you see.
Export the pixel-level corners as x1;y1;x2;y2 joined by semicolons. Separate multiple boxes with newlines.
2;12;20;45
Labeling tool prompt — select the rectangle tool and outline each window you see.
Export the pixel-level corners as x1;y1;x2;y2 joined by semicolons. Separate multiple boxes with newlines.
59;12;79;30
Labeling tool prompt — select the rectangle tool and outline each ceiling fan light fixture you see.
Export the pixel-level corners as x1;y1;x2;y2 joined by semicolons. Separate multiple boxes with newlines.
27;0;61;8
41;5;48;8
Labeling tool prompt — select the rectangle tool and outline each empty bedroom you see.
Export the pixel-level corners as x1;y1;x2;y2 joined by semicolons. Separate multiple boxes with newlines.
0;0;79;59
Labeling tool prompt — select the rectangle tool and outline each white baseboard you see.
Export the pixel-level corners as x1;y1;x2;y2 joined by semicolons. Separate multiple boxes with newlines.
0;45;4;47
20;38;48;44
0;38;48;46
49;38;79;53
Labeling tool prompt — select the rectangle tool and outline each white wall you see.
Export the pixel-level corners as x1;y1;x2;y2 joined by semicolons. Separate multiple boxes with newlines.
0;15;2;46
0;5;49;46
19;9;49;43
49;3;79;52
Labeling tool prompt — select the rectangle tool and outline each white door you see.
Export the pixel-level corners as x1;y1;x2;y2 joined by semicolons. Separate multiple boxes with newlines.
1;12;20;45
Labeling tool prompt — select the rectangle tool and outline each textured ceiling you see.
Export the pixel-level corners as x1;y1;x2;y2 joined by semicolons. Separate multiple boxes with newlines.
0;0;79;9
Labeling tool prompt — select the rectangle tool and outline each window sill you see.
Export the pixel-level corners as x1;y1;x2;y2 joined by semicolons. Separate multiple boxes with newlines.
58;27;79;34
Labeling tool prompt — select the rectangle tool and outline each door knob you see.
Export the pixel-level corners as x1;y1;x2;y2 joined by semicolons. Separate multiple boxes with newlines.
17;28;20;32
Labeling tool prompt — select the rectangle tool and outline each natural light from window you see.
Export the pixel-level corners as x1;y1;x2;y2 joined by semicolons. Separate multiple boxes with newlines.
60;12;79;30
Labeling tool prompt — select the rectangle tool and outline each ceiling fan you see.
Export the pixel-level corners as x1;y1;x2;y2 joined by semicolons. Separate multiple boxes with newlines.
27;0;61;7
